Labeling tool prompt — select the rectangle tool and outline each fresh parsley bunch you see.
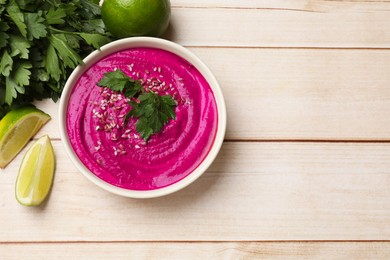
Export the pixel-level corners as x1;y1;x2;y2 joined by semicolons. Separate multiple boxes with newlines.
0;0;111;118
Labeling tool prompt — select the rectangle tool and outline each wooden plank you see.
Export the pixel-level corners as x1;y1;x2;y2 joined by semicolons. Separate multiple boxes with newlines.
37;48;390;141
2;141;390;241
193;48;390;140
172;0;390;10
2;242;390;259
164;5;390;47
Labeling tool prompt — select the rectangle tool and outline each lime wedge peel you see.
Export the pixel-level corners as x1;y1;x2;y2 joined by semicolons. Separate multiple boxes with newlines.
15;135;55;206
0;106;51;168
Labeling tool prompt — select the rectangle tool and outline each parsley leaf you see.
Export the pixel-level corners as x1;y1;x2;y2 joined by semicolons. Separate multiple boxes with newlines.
79;33;110;49
5;77;19;105
44;7;66;25
6;2;27;37
97;69;177;141
0;51;13;77
24;12;47;40
13;62;32;86
98;70;141;94
49;34;82;68
9;35;30;58
45;44;60;81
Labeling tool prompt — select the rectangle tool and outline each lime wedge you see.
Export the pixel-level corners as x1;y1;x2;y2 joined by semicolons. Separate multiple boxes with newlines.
0;106;51;168
15;135;55;206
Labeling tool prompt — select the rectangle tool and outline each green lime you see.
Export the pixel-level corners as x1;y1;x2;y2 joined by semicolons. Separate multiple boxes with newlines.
15;135;55;206
101;0;171;38
0;106;51;168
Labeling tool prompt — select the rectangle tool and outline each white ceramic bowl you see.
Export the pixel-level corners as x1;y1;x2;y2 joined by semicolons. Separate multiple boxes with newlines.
59;37;226;198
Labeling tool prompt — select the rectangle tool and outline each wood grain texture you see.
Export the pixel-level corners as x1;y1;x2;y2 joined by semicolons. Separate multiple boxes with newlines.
164;4;390;47
172;0;390;10
38;48;390;141
2;0;390;257
2;242;390;259
2;141;390;241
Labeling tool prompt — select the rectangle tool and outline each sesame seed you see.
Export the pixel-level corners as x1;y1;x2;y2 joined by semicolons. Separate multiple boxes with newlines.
111;133;118;141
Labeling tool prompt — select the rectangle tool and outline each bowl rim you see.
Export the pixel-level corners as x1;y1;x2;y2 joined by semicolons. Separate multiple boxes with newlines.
58;37;226;198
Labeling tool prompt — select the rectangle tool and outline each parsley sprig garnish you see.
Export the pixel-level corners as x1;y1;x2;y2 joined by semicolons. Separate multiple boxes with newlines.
97;69;177;141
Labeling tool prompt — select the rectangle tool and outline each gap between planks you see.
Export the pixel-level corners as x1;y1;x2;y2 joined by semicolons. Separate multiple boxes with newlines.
171;5;322;13
44;138;390;143
181;46;390;50
2;240;390;245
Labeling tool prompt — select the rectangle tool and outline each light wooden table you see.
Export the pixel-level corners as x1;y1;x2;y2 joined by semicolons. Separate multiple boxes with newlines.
2;0;390;258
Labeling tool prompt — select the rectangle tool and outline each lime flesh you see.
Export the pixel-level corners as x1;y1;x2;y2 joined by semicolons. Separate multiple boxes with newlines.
15;135;55;206
0;106;50;168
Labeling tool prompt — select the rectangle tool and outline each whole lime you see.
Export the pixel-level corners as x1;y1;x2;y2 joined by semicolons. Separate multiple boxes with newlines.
101;0;171;38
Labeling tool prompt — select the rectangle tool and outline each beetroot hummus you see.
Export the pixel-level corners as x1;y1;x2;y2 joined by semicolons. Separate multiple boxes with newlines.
66;47;218;190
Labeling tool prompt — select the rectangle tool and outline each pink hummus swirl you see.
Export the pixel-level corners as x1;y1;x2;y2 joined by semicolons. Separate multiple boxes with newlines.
66;47;218;190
